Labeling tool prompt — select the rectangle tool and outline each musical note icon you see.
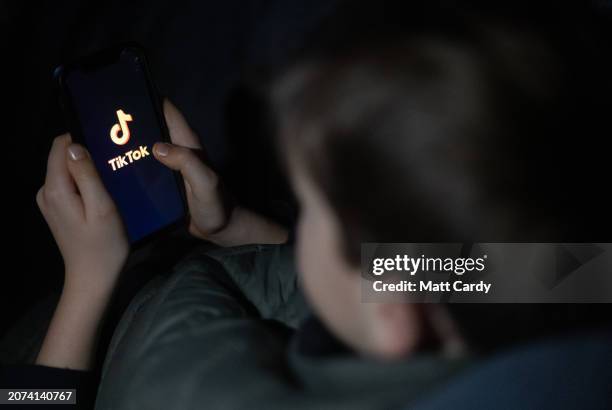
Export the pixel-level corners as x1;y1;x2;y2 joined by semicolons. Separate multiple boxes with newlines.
110;109;133;145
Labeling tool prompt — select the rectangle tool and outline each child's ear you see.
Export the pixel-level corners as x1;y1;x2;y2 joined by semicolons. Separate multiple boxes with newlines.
367;303;422;359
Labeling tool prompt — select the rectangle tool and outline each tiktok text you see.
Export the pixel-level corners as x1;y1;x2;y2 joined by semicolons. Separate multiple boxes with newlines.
108;145;150;171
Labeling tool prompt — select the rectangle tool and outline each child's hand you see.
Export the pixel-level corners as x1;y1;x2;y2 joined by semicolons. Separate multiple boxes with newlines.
153;101;230;240
154;100;288;246
36;134;128;295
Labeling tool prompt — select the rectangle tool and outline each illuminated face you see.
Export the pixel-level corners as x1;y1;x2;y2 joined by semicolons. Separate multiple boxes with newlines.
110;109;133;145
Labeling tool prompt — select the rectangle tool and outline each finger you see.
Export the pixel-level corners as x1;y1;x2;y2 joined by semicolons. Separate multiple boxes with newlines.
36;185;70;230
65;144;115;216
163;99;202;149
36;186;47;215
153;142;218;197
36;186;56;230
45;134;77;199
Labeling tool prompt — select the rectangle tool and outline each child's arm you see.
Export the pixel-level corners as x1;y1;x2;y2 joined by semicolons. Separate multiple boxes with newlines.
35;135;128;370
153;100;289;247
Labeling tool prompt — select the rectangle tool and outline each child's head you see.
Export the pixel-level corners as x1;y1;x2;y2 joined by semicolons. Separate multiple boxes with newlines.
272;2;612;357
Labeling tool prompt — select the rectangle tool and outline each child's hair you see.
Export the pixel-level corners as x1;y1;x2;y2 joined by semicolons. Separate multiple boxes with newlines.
271;1;612;349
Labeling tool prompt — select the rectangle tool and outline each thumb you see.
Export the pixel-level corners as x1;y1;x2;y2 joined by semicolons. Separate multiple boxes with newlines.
153;142;218;195
66;144;114;215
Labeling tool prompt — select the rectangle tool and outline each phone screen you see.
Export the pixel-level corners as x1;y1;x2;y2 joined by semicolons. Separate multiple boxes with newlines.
60;48;185;243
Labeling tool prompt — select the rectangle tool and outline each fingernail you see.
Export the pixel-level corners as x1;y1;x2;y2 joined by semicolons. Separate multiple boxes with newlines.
155;143;170;157
68;144;88;161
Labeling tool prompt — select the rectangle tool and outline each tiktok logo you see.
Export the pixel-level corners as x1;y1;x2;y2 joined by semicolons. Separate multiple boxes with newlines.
110;109;133;145
107;108;151;171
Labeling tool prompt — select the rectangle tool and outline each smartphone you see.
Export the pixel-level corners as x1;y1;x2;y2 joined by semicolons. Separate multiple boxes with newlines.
55;45;186;245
